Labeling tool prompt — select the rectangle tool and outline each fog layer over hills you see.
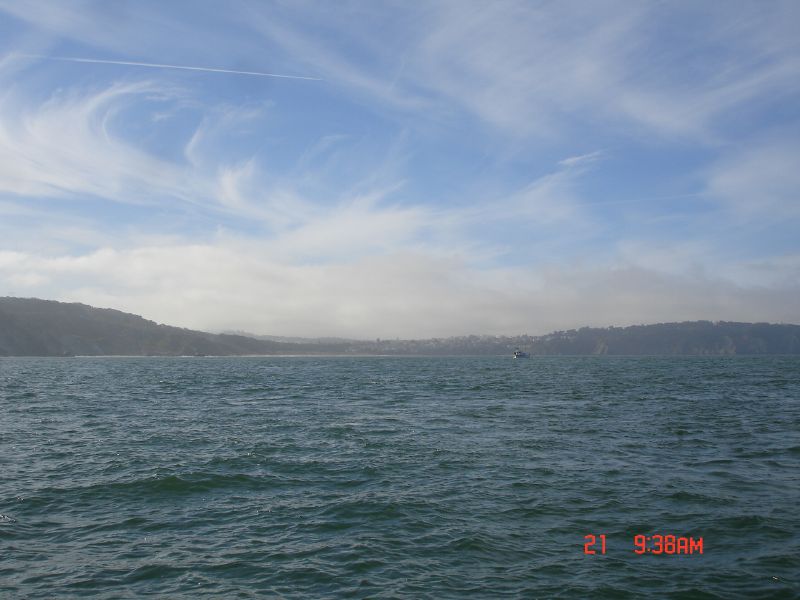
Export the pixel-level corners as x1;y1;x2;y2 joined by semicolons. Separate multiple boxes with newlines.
1;297;798;356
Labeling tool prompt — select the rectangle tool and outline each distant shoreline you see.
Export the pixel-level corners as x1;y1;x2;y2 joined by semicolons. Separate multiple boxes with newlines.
2;297;799;357
3;353;800;359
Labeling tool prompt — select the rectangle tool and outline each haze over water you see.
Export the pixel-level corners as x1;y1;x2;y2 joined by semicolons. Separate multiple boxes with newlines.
2;356;798;598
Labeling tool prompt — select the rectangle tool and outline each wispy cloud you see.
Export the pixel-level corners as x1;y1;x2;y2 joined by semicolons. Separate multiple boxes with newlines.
0;79;198;203
241;1;800;142
706;137;800;219
240;6;431;114
558;151;604;169
5;2;797;141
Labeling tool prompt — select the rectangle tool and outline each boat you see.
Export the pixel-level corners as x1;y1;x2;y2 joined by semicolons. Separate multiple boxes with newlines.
513;350;530;358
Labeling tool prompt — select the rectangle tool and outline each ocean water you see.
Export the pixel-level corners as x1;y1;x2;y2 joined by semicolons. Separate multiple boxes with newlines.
1;356;798;599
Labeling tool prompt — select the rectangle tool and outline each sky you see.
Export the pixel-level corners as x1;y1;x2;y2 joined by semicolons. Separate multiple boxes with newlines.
0;0;798;338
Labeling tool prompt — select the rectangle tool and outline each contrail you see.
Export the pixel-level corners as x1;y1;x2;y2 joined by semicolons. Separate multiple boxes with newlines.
21;54;323;81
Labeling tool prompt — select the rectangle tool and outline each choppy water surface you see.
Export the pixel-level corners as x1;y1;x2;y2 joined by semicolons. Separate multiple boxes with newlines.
1;356;798;598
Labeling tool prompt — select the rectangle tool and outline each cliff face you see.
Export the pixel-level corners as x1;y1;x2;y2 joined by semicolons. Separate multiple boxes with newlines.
0;297;290;356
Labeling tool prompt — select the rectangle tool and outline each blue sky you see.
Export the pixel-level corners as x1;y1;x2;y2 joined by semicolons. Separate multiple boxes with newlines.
0;0;798;337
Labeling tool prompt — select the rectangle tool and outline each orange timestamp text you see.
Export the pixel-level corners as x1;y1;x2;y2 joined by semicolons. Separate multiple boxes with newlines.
584;534;703;555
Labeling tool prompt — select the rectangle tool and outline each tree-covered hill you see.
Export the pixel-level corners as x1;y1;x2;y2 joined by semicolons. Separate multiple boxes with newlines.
0;297;294;356
525;321;800;355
